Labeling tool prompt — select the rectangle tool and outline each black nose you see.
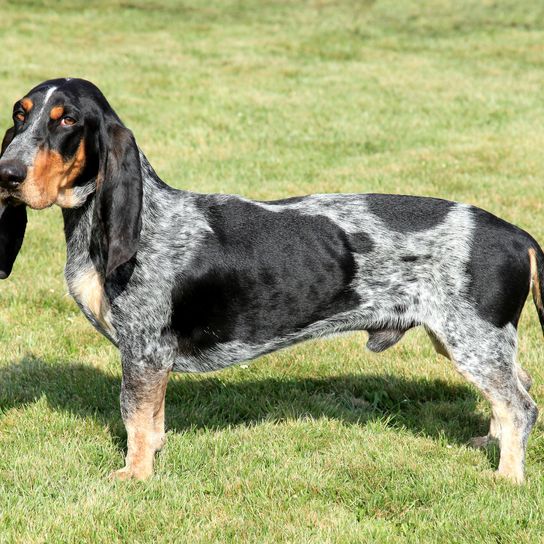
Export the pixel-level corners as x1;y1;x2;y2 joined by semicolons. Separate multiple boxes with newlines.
0;160;27;189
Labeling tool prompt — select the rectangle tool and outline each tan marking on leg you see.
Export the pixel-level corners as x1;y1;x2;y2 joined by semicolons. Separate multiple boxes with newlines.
21;97;33;112
69;266;114;334
469;400;523;481
153;372;170;451
114;404;157;481
493;400;525;484
488;408;501;441
111;373;170;481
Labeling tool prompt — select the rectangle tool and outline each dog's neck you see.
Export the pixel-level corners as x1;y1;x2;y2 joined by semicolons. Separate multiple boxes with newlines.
62;193;94;263
61;150;172;281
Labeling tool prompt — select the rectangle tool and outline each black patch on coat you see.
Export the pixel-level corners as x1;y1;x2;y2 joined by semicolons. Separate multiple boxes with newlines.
169;197;361;351
366;194;453;232
348;232;375;253
401;254;430;263
393;303;408;314
466;207;535;328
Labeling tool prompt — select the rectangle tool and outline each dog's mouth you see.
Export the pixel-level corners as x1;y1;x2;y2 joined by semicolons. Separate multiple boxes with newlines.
0;192;25;207
0;180;20;201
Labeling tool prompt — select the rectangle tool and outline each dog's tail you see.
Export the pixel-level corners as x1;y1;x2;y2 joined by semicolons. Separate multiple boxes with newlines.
529;246;544;334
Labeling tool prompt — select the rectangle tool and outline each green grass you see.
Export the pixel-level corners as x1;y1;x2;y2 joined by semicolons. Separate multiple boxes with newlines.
2;0;544;541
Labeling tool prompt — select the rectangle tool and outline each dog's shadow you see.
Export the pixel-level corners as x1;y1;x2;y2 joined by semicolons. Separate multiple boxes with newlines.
0;354;490;454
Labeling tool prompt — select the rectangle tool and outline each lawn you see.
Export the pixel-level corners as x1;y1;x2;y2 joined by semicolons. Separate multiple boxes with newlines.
1;0;544;542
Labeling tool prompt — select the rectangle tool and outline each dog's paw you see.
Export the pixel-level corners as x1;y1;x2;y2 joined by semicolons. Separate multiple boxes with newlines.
109;465;153;481
495;468;524;485
109;467;134;481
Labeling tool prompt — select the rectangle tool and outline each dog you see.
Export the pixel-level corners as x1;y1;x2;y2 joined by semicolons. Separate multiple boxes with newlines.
0;78;541;483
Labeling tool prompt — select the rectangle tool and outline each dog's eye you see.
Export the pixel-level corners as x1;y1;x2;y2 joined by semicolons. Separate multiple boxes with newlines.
60;116;77;127
14;111;25;123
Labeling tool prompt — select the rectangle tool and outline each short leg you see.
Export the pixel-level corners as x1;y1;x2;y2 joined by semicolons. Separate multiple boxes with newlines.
431;322;538;483
470;381;536;483
471;365;534;449
425;327;500;449
110;365;170;481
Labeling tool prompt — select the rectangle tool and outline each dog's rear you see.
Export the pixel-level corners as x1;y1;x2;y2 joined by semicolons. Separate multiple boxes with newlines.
432;210;541;484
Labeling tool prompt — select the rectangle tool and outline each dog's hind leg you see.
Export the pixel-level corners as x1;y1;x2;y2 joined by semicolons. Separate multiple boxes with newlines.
472;362;533;449
425;327;450;359
431;321;538;483
516;365;533;392
110;360;170;481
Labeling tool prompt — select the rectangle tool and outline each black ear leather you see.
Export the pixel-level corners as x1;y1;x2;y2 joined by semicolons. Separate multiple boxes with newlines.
92;124;143;279
0;202;26;279
1;126;15;155
0;125;26;279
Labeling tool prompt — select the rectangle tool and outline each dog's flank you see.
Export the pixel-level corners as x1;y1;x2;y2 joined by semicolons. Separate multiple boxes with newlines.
0;78;541;483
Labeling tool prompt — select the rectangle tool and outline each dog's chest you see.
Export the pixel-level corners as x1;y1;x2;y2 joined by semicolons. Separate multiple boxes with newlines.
67;265;115;336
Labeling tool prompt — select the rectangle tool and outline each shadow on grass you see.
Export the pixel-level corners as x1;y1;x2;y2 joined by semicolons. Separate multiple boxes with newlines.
0;354;490;452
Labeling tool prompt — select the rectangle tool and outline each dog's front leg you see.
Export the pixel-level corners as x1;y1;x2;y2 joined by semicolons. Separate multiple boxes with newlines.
110;360;170;481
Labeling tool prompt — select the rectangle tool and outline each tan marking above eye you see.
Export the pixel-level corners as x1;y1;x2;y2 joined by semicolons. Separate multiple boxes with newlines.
50;105;65;120
21;97;33;112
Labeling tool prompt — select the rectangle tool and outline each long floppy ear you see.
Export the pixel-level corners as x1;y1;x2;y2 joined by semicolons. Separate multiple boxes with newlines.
92;123;143;279
1;126;15;154
0;126;27;279
0;202;26;279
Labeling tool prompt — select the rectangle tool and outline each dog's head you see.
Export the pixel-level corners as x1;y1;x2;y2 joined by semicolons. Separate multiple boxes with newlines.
0;78;143;278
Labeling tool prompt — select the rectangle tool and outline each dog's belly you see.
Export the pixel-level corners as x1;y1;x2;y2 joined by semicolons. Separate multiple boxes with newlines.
166;246;427;372
170;301;418;373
